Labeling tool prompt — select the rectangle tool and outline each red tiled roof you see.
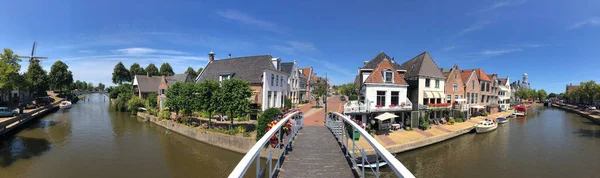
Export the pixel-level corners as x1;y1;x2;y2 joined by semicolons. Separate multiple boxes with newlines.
475;69;490;81
312;74;317;82
442;71;451;78
364;58;407;85
566;85;579;92
499;78;508;85
299;68;311;83
461;70;473;84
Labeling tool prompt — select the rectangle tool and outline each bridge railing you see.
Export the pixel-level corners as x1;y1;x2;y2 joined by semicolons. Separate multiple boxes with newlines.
229;111;304;178
326;112;415;178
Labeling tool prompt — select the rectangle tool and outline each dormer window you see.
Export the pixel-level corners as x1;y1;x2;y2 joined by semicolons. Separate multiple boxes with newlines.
383;69;393;83
219;72;234;82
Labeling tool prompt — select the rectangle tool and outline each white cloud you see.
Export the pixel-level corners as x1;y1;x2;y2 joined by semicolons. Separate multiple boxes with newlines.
306;57;354;76
442;45;462;52
481;48;522;55
216;9;281;33
479;0;527;12
458;21;491;36
568;18;600;29
272;41;319;54
77;50;95;53
113;47;188;56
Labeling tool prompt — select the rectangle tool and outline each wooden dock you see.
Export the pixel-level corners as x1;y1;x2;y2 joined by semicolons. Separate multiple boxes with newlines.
278;126;355;178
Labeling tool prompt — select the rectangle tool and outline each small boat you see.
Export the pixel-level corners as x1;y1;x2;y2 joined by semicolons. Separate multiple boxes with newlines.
497;117;508;124
514;105;527;117
355;154;395;168
475;119;497;133
59;101;72;109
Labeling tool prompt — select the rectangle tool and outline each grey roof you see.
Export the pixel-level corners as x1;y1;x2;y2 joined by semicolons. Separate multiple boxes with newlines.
196;55;275;83
298;71;307;88
134;75;162;93
440;68;452;73
167;74;192;87
280;62;294;74
400;51;444;78
361;52;404;70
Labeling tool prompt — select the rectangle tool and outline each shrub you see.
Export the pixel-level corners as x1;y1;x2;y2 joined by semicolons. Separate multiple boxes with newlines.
419;116;430;130
284;97;292;109
455;118;464;122
243;132;251;137
348;95;358;100
236;126;246;133
256;108;282;141
482;111;489;116
159;110;170;120
449;118;456;124
146;93;158;109
127;97;147;115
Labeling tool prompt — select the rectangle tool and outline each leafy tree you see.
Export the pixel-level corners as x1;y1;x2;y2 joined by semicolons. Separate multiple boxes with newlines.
97;82;105;91
185;67;197;78
0;48;22;93
548;93;557;98
112;62;131;84
159;62;175;76
48;60;74;92
145;63;160;77
108;84;132;99
165;82;184;116
217;78;252;127
256;108;282;141
311;78;328;106
146;93;158;108
197;67;203;75
537;89;548;101
197;80;221;126
129;63;146;76
24;62;49;97
87;82;94;91
127;97;147;115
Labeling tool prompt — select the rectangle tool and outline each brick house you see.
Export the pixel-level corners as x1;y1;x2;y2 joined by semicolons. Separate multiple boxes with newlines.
461;69;483;117
486;73;499;114
442;65;467;112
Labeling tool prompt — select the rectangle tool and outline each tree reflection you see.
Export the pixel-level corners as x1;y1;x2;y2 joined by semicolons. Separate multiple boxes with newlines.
0;136;51;167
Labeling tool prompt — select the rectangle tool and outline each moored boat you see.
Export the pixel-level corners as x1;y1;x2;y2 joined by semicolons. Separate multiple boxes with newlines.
497;117;508;124
59;101;72;109
475;119;497;133
514;105;527;117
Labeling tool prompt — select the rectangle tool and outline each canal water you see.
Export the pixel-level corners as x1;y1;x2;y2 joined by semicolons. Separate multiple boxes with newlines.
0;93;244;177
380;106;600;178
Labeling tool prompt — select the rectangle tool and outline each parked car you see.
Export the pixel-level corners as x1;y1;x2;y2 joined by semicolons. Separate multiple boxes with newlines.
339;96;346;101
34;96;53;106
587;106;596;110
24;102;39;109
0;107;18;117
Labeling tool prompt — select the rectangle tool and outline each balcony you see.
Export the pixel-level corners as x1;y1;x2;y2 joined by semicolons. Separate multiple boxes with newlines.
344;98;413;114
425;103;452;109
344;101;367;113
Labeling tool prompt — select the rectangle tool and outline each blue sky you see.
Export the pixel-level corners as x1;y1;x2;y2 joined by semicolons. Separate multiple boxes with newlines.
1;0;599;93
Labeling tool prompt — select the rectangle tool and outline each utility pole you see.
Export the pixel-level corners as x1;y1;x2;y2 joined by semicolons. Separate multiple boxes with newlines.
324;72;328;114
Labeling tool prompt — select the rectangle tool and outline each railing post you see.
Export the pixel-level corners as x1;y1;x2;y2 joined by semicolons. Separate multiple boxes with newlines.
361;148;365;178
255;154;260;178
376;153;379;178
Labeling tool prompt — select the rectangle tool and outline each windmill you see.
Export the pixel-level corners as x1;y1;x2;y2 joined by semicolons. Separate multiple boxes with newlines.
17;42;48;63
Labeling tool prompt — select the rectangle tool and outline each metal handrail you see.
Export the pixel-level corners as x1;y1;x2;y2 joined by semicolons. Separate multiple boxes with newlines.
228;111;304;178
326;112;415;178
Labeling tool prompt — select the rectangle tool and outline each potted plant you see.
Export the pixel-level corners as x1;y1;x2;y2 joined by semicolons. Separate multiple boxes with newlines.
389;104;397;107
375;104;383;108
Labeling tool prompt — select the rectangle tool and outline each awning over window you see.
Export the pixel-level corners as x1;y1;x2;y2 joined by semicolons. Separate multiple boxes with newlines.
424;91;445;98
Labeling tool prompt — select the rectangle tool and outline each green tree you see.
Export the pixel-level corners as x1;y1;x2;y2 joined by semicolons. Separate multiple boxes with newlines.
24;62;49;97
185;67;197;78
197;67;203;75
129;63;146;76
112;62;131;84
108;84;132;99
217;78;252;127
159;62;175;76
145;63;160;77
256;108;282;141
97;82;105;91
87;82;94;91
197;80;221;126
48;60;74;92
0;49;22;93
537;89;548;101
165;82;184;116
311;78;328;106
146;93;158;108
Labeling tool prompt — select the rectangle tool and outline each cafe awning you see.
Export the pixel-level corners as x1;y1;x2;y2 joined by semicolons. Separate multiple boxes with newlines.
375;112;398;121
471;105;485;109
424;91;445;98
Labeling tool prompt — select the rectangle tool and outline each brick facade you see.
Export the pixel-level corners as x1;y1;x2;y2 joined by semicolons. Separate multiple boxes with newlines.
443;65;465;104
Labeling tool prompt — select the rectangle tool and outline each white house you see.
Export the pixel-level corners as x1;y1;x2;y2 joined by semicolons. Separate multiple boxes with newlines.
196;53;288;111
280;61;301;104
498;77;512;110
345;52;412;129
401;51;448;119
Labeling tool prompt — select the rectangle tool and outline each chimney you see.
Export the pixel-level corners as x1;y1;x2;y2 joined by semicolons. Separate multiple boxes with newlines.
228;53;231;58
208;51;215;62
364;61;369;65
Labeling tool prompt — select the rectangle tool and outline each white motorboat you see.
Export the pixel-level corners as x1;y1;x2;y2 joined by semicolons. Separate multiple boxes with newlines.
475;119;497;133
59;101;72;109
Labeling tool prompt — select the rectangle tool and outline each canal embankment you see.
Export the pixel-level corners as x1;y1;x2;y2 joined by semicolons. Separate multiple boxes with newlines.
551;103;600;124
352;110;515;155
0;101;61;136
137;112;273;158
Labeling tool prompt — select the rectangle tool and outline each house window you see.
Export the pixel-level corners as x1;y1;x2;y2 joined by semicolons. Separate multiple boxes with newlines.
453;84;457;92
383;70;393;83
475;93;478;104
455;95;459;100
391;91;399;105
472;81;475;90
267;91;272;107
454;73;457;79
280;77;284;87
481;95;485;103
486;83;490;92
447;95;451;102
435;79;440;88
423;98;429;105
436;98;441;104
276;75;279;86
271;74;274;86
219;74;231;81
425;79;431;87
376;91;386;106
467;92;471;104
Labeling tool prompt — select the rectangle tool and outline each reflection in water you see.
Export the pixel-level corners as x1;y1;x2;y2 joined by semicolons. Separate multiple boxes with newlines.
381;107;600;178
0;93;245;177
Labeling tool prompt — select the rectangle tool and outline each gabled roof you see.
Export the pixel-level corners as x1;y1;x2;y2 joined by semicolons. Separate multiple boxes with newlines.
400;51;444;78
312;74;318;83
280;62;294;75
299;67;312;83
461;70;474;85
354;74;360;86
363;58;407;85
167;74;192;87
474;69;491;81
499;78;508;85
196;55;275;83
442;72;451;79
134;75;162;93
361;52;404;70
